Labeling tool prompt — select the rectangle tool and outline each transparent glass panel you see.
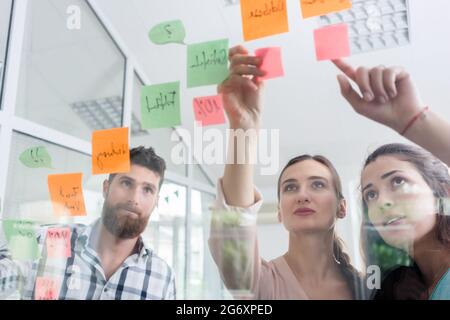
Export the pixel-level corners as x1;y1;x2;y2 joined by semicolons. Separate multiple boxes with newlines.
193;164;214;186
0;0;13;107
2;131;104;225
188;189;226;299
130;72;187;176
14;0;125;140
142;181;187;298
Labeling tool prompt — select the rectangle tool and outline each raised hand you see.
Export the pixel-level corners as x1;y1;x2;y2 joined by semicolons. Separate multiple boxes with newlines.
218;45;266;130
332;59;426;134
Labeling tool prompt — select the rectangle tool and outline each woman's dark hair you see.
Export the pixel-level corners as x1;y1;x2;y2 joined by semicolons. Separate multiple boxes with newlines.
361;143;450;250
108;146;166;188
277;155;364;298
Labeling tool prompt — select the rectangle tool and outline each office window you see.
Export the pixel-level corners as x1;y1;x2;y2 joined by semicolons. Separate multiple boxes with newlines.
193;164;214;186
3;132;104;225
0;0;13;107
141;181;187;298
14;0;125;140
130;72;187;177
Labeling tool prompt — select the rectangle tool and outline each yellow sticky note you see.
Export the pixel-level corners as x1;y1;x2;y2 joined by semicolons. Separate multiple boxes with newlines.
48;173;86;216
241;0;289;41
92;127;130;175
300;0;352;19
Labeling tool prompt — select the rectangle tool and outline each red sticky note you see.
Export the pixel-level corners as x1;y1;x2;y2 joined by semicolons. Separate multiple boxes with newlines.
193;95;226;126
255;47;284;80
48;173;86;216
35;277;60;300
92;127;130;175
46;227;71;259
314;24;350;61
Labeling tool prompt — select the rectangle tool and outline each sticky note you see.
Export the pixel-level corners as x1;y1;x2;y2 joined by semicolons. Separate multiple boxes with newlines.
240;0;289;41
35;277;60;300
314;24;350;61
193;95;226;126
92;127;130;174
48;173;86;216
2;220;39;261
46;227;71;259
19;146;53;169
187;39;229;88
140;82;181;129
255;47;284;80
148;20;186;45
300;0;352;19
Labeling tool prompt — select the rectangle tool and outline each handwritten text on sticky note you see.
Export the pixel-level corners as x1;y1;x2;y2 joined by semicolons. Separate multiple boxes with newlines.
2;220;39;261
255;47;284;80
148;20;186;45
46;227;71;259
187;39;229;88
140;82;181;129
48;173;86;216
300;0;352;19
19;146;53;169
241;0;289;41
92;127;130;174
193;95;226;126
35;277;60;300
314;24;350;61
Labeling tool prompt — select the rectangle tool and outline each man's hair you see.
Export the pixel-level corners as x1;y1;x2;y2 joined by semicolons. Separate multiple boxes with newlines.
108;146;166;189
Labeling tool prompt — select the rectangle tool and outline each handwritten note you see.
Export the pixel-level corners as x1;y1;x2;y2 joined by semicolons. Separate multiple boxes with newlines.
300;0;352;18
148;20;186;45
46;227;71;259
140;82;181;129
314;24;350;61
19;146;53;169
187;39;229;88
2;220;39;261
255;47;284;80
35;277;60;300
241;0;289;41
193;95;226;126
48;173;86;216
92;127;130;174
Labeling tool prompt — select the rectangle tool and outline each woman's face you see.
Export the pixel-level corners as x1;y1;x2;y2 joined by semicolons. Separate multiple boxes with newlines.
278;160;345;234
361;155;437;250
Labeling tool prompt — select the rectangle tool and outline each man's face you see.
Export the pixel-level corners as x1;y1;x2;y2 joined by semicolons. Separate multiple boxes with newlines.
101;164;161;239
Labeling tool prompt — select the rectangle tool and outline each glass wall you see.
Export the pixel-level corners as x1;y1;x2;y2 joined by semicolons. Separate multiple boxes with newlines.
14;0;125;141
0;0;13;107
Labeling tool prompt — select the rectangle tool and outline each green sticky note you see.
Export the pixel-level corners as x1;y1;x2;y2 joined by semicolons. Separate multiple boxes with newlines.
19;146;53;169
148;20;186;45
187;39;229;88
3;220;39;261
140;82;181;129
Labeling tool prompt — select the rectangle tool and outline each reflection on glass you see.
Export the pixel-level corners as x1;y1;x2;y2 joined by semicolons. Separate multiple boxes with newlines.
14;0;125;140
130;73;187;177
0;0;13;106
188;189;226;299
3;132;104;225
142;181;187;297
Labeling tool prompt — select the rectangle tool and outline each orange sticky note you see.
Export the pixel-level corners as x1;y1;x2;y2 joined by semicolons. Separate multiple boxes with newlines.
314;24;350;61
193;95;226;126
92;127;130;175
300;0;352;19
241;0;289;41
46;227;71;258
255;47;284;80
35;277;60;300
48;173;86;216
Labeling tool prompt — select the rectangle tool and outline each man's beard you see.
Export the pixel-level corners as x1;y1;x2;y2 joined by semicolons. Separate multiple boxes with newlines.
101;201;150;239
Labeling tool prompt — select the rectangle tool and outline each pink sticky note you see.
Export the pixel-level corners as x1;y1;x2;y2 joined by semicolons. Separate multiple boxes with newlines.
314;24;350;61
46;227;71;259
255;47;284;80
193;95;226;126
35;277;60;300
